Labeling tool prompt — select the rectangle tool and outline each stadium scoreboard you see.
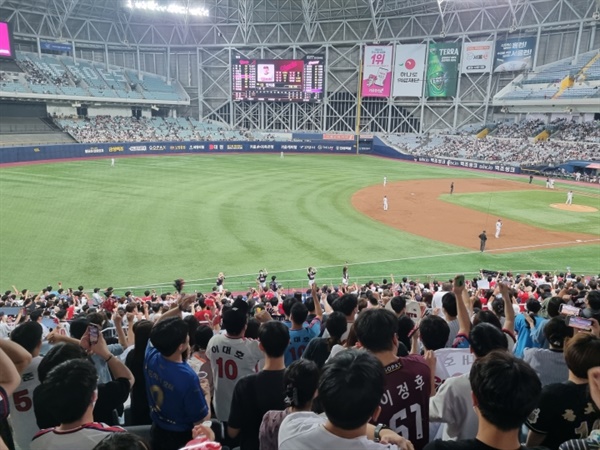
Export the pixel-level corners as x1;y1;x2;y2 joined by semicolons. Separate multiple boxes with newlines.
0;21;14;59
232;52;325;102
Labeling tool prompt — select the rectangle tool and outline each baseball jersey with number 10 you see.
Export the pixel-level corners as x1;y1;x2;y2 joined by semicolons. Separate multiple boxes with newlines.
206;334;264;421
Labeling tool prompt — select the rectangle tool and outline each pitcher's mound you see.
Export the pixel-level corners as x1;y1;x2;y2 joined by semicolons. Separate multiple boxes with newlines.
550;203;598;213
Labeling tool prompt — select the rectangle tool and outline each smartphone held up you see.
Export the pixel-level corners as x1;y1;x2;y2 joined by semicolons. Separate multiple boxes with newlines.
566;316;593;331
88;324;99;345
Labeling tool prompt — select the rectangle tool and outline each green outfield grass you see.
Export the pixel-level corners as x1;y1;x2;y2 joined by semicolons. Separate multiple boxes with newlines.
442;190;600;234
1;154;599;293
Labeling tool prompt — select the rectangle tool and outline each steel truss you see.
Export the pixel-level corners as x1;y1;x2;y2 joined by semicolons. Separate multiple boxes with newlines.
2;0;599;133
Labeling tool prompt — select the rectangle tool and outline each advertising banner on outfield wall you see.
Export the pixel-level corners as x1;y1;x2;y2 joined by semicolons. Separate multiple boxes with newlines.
392;44;426;97
426;42;460;98
362;46;394;98
0;140;372;164
493;37;536;73
461;41;493;73
415;156;520;174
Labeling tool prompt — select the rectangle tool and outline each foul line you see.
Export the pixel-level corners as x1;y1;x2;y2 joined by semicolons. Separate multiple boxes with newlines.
115;238;600;290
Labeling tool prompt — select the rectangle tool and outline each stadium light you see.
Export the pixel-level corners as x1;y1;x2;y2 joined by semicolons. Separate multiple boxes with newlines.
126;0;209;17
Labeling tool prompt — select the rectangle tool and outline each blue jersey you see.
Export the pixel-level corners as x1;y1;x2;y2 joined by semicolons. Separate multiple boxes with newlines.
514;314;544;358
144;344;208;432
285;318;321;366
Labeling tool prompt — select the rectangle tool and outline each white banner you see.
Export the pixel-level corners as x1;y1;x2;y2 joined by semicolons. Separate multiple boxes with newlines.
461;41;494;74
392;44;426;97
434;348;474;387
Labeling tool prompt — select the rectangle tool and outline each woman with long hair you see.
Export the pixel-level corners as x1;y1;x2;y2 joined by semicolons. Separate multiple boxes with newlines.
125;320;153;425
259;359;319;450
302;311;347;369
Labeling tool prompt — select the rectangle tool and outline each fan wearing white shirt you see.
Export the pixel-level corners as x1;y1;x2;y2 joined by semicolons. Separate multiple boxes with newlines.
9;322;44;450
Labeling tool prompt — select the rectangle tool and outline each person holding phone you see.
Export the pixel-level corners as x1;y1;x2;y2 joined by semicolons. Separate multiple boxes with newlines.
30;359;126;450
35;329;135;428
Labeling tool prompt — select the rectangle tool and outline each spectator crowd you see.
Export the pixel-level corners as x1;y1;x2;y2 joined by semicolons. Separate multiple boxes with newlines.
17;59;73;88
55;116;255;144
418;135;600;167
0;268;599;450
404;118;600;173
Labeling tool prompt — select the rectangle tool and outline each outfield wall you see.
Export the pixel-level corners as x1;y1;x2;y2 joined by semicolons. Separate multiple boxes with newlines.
0;140;370;164
0;137;520;175
370;137;522;174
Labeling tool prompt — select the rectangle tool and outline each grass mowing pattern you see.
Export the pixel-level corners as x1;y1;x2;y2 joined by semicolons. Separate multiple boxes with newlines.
1;154;599;291
441;190;600;234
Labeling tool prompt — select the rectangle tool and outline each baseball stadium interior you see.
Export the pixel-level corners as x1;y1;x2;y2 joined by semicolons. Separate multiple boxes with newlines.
0;0;600;450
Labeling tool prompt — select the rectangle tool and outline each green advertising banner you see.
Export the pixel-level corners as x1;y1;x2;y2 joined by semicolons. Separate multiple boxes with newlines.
426;42;461;98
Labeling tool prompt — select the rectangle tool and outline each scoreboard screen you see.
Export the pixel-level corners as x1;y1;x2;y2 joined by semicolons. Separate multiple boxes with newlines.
232;52;325;102
0;22;14;60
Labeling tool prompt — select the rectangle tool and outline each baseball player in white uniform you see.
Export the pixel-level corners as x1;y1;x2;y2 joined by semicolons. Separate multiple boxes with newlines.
566;190;573;205
383;196;388;211
495;219;502;238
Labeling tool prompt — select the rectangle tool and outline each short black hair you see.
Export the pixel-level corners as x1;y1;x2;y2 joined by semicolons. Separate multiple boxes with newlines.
30;309;42;322
390;296;407;314
150;317;188;357
284;359;319;408
290;302;309;325
470;351;541;431
258;321;290;358
354;308;397;353
193;325;214;351
396;315;415;351
69;318;90;339
283;297;299;317
441;292;457;317
183;315;199;347
526;299;541;314
473;310;502;330
419;315;450;351
245;317;260;339
38;342;89;382
325;311;348;340
319;349;385;430
10;321;43;354
469;323;508;358
587;290;600;310
546;297;564;318
93;432;148;450
44;359;98;424
336;294;358;316
222;307;247;335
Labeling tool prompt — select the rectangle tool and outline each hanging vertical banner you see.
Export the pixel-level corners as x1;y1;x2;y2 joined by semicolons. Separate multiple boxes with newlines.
392;44;426;97
362;46;394;98
461;41;494;73
493;37;536;72
426;42;460;98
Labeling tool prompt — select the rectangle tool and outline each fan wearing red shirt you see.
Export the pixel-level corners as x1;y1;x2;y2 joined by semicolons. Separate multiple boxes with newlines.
195;298;215;323
102;296;117;313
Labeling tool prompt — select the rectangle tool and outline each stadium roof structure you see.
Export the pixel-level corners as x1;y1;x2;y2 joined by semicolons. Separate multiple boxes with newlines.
1;0;599;132
3;0;598;36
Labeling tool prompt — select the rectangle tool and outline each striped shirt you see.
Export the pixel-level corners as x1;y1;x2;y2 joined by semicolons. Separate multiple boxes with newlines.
523;348;568;386
31;422;125;450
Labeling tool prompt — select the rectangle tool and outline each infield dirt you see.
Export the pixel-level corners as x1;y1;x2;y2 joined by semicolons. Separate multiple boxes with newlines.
352;178;599;252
